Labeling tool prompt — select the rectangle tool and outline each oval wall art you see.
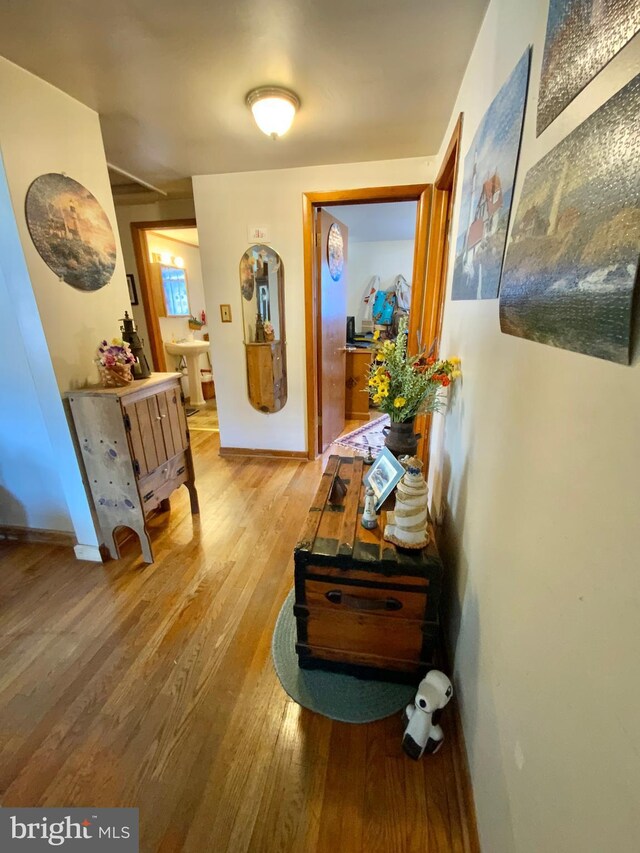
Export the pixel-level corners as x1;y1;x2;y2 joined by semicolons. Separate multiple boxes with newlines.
327;222;344;281
25;173;116;291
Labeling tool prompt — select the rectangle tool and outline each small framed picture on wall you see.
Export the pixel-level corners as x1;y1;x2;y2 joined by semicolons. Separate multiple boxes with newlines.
126;273;139;306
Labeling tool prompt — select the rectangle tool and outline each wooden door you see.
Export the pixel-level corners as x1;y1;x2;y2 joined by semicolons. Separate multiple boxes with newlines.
316;208;348;451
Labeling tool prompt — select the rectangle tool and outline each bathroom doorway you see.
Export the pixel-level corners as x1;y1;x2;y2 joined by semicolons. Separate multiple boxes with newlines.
130;220;217;427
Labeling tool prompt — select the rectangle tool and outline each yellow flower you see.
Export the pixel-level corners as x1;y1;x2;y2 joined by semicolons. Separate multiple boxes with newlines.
368;377;379;388
372;393;383;405
452;369;462;379
379;386;389;398
373;330;380;341
111;337;123;346
376;353;385;363
450;356;461;365
375;366;386;376
393;396;406;408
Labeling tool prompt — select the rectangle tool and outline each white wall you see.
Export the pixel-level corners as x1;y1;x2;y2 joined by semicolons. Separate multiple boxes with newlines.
430;4;640;851
0;57;131;393
0;56;136;555
0;148;95;548
0;256;71;531
193;156;435;452
348;240;415;331
114;198;197;366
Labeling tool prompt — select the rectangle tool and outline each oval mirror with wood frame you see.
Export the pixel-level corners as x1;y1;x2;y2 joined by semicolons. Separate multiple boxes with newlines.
239;244;287;413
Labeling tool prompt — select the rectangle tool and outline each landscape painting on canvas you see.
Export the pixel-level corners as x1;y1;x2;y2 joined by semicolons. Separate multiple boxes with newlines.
451;49;530;300
537;0;640;135
500;74;640;364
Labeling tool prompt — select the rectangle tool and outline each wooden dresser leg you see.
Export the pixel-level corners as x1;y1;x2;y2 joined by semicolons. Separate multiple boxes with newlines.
104;528;120;560
136;525;154;564
185;480;200;514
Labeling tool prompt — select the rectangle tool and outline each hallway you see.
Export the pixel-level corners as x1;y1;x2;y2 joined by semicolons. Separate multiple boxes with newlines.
0;430;476;852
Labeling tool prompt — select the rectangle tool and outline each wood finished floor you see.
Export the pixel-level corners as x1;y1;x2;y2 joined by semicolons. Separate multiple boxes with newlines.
0;426;477;853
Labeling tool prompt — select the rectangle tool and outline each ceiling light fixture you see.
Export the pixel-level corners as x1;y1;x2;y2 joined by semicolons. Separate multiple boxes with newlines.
246;87;300;139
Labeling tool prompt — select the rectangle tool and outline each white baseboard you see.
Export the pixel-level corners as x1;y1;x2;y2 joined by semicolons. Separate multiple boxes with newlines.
74;543;103;562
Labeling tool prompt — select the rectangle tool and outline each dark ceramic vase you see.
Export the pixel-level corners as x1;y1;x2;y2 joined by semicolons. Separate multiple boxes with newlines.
383;418;420;458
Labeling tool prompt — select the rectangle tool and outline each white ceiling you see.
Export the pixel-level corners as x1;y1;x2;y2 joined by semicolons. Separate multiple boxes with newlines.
0;0;487;188
331;202;417;242
149;228;199;247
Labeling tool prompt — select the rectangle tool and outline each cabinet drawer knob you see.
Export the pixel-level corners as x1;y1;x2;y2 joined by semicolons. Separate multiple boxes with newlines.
325;589;402;611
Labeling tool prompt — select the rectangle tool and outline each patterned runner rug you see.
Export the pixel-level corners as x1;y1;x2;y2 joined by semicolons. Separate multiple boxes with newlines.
333;414;389;455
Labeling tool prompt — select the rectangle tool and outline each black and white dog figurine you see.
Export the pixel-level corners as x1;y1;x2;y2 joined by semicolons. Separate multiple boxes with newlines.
402;670;453;760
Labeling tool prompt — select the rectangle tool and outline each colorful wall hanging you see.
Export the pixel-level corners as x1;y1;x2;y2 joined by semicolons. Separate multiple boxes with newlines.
451;49;531;301
537;0;640;136
500;74;640;364
25;173;116;291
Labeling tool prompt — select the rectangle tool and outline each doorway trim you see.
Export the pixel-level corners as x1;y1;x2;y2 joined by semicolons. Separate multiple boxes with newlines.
303;185;431;461
130;217;198;372
415;114;463;465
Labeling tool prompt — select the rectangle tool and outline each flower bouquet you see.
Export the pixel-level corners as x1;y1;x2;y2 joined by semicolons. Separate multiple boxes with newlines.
367;317;461;456
263;321;275;342
96;338;136;387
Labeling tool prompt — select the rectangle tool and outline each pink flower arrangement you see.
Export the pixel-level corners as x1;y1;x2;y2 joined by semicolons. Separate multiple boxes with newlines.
97;338;136;368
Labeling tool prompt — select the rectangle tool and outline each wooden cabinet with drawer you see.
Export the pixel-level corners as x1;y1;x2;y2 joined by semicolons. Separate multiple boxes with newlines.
345;348;373;419
294;455;443;683
66;373;199;564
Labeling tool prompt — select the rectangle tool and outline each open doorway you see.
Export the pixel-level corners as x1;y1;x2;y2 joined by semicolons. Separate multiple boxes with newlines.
303;185;432;460
329;200;417;424
303;134;462;464
130;220;217;431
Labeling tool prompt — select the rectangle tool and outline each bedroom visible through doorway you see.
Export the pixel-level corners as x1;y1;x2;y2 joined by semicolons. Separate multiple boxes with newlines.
315;200;418;451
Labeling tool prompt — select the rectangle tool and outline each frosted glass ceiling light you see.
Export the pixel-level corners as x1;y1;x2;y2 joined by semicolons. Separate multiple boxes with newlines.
246;87;300;139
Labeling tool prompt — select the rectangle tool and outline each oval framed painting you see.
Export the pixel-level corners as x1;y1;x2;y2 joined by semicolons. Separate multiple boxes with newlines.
327;222;344;281
25;173;116;291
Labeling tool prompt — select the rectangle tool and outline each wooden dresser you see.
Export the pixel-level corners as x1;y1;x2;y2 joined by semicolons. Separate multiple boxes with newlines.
66;373;199;563
294;455;443;683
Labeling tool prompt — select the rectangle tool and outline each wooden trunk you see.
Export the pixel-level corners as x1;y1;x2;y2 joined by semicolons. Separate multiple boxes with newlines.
66;373;199;563
294;455;443;683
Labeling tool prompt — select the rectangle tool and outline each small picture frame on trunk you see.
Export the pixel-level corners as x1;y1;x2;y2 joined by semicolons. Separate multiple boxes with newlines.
364;446;404;509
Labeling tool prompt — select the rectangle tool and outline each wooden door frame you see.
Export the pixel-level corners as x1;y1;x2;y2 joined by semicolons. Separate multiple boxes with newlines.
415;114;463;466
303;184;432;461
130;217;198;372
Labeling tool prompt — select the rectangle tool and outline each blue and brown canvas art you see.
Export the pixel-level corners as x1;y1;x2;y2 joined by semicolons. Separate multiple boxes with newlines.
537;0;640;136
499;74;640;364
451;49;531;301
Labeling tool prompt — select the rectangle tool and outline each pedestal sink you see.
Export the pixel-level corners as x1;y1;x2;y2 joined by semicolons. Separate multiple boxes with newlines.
165;340;210;407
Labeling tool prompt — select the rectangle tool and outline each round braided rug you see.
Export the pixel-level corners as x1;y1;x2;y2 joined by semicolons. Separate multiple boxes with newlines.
271;590;415;724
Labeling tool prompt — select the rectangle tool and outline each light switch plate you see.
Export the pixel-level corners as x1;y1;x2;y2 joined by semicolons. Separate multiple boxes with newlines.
220;304;232;323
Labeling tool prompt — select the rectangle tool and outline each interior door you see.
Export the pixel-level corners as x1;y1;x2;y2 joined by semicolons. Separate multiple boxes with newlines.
316;208;348;452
